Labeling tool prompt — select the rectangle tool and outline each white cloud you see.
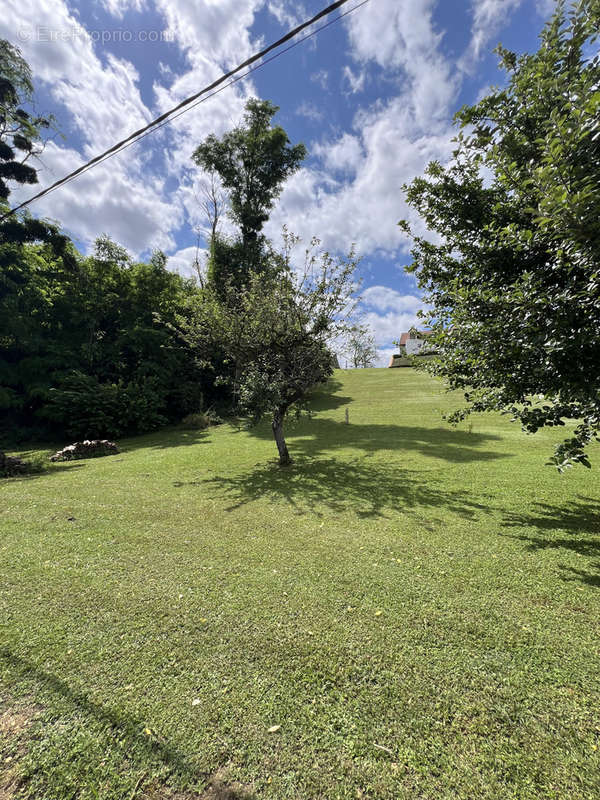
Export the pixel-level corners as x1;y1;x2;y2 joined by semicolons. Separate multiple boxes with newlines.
296;101;325;122
2;0;509;274
373;347;396;368
313;132;363;174
535;0;557;16
343;64;365;94
363;307;423;348
166;245;207;279
102;0;147;17
11;141;179;254
153;0;262;68
267;1;305;30
145;0;267;244
310;69;329;90
267;96;455;256
360;286;425;352
3;1;151;153
1;0;177;253
463;0;523;66
55;54;151;152
1;0;267;254
362;286;422;314
262;0;458;260
344;0;458;130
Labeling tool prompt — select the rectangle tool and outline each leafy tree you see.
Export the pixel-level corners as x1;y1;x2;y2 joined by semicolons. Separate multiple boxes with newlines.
345;324;377;368
0;39;54;200
1;231;207;441
183;231;359;465
0;38;68;278
192;98;306;290
0;40;213;446
0;39;74;449
42;238;206;439
400;1;600;470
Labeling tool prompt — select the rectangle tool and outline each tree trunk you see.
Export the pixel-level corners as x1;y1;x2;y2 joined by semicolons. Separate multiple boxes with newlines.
272;408;291;465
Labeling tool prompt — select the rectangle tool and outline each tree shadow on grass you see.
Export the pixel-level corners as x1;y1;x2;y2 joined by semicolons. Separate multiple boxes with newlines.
182;413;508;519
246;416;508;465
192;456;489;520
0;648;204;789
501;496;600;588
303;378;353;413
2;461;85;483
121;427;211;452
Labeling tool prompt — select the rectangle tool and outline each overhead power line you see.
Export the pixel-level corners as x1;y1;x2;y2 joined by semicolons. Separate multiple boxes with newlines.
1;0;370;222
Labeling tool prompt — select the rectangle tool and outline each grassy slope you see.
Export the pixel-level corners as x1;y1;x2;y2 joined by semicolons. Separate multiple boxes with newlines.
1;368;599;799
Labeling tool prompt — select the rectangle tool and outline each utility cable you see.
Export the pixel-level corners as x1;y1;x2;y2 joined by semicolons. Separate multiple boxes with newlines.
1;0;370;221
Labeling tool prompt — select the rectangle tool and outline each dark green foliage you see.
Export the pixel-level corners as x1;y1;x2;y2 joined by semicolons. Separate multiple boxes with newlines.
205;234;253;296
401;1;600;470
0;234;207;441
44;373;168;440
0;42;219;442
0;39;53;201
180;411;210;430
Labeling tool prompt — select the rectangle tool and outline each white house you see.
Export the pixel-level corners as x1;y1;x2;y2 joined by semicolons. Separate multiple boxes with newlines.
388;327;436;367
400;327;435;356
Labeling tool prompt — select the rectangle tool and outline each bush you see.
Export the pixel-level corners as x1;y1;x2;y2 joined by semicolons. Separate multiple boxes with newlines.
181;406;223;430
180;412;210;430
204;407;223;426
45;372;167;439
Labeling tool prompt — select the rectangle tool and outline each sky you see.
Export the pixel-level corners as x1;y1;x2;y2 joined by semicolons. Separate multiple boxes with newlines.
3;0;557;365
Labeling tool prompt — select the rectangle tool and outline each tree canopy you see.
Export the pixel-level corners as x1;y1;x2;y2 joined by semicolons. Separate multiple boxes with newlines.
1;233;207;442
345;324;377;369
192;98;306;291
183;231;359;465
0;39;54;200
401;0;600;470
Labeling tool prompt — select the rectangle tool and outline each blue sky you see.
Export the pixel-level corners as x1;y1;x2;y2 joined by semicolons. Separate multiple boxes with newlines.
4;0;556;364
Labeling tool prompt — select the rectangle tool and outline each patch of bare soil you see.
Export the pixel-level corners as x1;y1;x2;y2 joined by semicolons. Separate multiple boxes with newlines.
0;703;40;799
141;768;254;800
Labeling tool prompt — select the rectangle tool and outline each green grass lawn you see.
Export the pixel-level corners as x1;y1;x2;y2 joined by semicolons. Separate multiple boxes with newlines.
1;368;599;799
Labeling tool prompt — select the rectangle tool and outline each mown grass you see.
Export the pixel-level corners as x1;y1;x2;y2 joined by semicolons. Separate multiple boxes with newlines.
1;368;599;799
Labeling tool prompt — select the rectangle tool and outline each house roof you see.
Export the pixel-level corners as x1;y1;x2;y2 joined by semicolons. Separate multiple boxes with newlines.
398;330;434;346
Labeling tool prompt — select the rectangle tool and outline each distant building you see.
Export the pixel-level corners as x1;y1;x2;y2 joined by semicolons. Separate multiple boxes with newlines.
388;327;436;367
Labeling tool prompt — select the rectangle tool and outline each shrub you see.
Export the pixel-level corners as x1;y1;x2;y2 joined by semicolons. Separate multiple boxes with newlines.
204;407;223;426
181;406;223;430
45;372;167;439
180;412;210;430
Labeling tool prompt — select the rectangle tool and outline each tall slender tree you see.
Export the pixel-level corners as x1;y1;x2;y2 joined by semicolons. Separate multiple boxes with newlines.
192;98;306;291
